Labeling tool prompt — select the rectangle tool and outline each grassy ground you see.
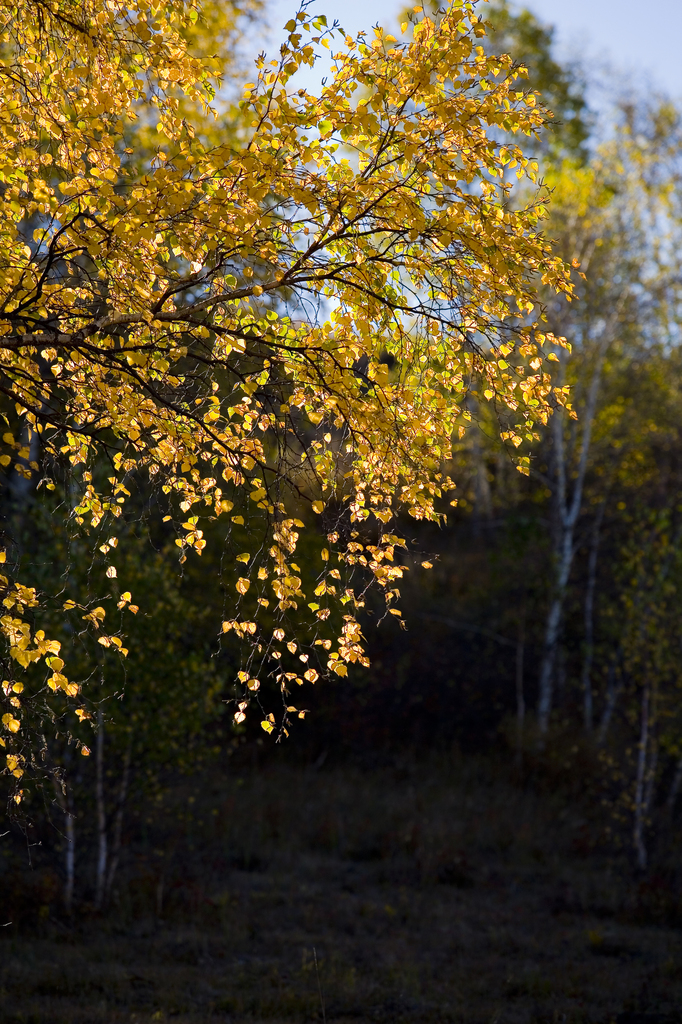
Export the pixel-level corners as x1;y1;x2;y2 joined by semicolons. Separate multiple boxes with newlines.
1;755;682;1023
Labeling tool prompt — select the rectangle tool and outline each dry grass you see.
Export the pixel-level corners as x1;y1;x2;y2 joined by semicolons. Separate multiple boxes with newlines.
1;754;682;1023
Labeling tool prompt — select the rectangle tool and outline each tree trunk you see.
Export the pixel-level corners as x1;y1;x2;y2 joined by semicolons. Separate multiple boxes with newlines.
597;660;621;745
52;773;75;913
643;736;658;831
95;710;107;911
633;684;650;872
64;804;75;913
105;734;133;904
666;754;682;812
537;340;607;739
537;586;564;736
156;872;165;917
515;622;525;771
581;501;606;732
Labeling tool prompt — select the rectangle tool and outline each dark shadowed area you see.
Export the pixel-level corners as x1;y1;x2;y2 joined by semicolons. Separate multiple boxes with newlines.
3;2;682;1023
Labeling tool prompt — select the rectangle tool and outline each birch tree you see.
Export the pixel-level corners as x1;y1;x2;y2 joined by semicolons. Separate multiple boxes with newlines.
535;104;682;736
0;0;576;786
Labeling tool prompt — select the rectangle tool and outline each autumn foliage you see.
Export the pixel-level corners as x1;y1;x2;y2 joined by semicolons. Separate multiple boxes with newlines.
0;0;575;782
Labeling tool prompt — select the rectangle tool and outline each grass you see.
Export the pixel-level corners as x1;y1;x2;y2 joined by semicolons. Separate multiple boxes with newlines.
1;752;682;1023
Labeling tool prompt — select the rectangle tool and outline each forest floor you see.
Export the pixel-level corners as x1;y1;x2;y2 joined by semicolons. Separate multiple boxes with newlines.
1;755;682;1024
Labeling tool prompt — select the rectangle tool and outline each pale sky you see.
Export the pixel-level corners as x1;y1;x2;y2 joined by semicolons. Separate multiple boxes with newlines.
524;0;682;99
260;0;682;100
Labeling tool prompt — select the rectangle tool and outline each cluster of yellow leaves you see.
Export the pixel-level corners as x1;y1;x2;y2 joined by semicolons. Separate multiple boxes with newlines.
0;546;66;777
0;0;574;737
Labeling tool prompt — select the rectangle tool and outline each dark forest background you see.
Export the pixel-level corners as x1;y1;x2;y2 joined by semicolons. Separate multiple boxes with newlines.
3;3;682;1021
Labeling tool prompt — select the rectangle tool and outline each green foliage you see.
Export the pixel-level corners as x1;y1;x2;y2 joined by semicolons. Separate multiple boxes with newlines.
483;0;591;160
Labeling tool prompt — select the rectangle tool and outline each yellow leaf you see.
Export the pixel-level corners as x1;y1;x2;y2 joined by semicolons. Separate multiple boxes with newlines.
0;0;578;780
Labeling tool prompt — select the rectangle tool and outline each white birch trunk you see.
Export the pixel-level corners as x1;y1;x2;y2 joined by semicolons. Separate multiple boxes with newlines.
643;738;658;830
64;806;75;914
581;501;606;732
666;754;682;812
515;624;525;770
95;710;107;910
105;735;133;904
537;339;607;738
52;774;75;913
597;660;621;745
633;684;650;872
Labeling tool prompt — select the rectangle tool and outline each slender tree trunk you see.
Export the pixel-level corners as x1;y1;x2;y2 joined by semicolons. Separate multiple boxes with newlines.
537;588;564;735
95;710;107;911
52;774;75;913
105;734;133;903
666;754;682;812
643;737;658;829
156;873;165;917
64;805;75;913
582;501;606;732
538;340;607;738
597;660;621;745
633;684;650;872
556;644;567;707
515;621;525;771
